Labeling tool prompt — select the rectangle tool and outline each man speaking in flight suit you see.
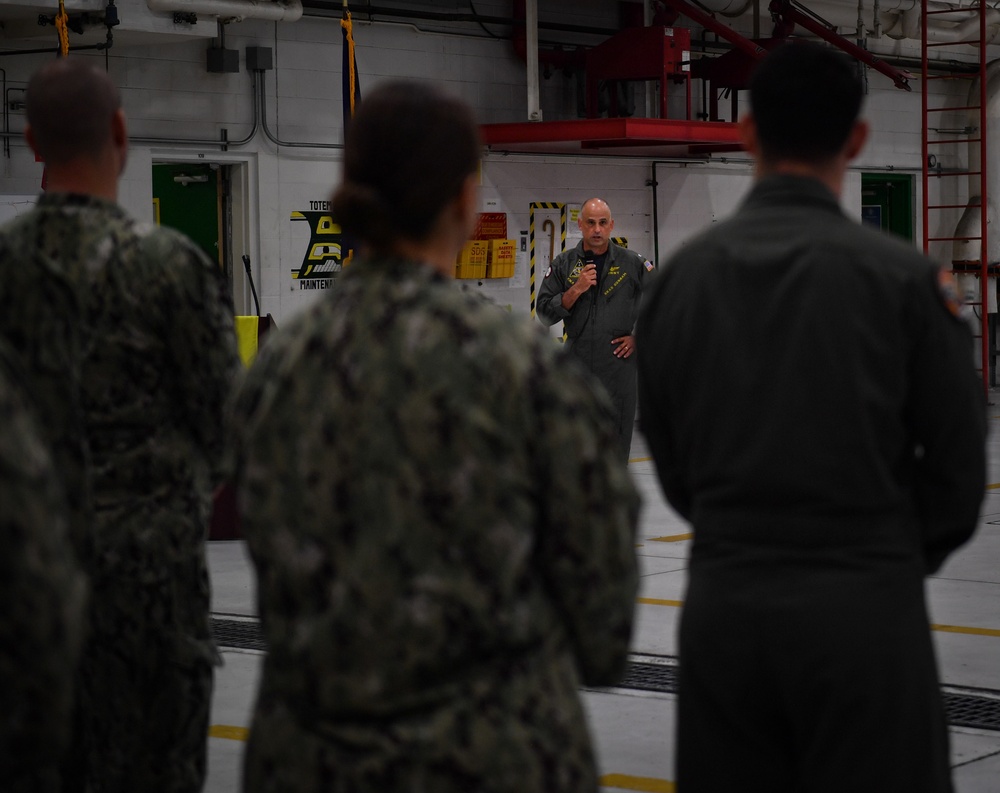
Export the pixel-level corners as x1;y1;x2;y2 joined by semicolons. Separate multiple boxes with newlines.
536;198;654;461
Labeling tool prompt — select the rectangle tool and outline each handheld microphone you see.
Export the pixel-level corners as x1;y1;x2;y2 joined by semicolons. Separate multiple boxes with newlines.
583;251;597;309
583;251;596;285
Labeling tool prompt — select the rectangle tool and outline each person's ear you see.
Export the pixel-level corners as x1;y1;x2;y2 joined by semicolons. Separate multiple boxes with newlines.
844;119;869;162
112;109;129;174
24;124;39;160
456;172;479;239
738;113;759;158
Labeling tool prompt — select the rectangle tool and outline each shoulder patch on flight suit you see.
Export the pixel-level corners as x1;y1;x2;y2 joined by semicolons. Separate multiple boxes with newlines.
644;260;654;272
544;266;551;278
936;268;963;319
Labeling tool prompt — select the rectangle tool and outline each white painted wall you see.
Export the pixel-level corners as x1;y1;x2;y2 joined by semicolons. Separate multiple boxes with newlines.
0;2;986;323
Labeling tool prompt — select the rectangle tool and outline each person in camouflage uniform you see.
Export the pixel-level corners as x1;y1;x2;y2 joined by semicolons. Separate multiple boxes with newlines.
0;59;241;793
0;340;87;793
229;81;640;793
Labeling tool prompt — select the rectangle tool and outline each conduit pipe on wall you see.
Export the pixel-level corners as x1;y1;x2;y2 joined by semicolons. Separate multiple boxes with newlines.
255;66;344;149
132;70;261;147
147;0;302;23
0;68;261;149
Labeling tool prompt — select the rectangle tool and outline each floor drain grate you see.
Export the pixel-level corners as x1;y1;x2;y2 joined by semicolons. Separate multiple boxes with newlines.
210;619;1000;733
211;617;266;652
617;661;679;694
943;692;1000;731
607;659;1000;734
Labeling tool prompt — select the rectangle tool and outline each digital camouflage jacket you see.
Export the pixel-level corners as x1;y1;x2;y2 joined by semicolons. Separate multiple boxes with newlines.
230;255;640;793
0;192;240;793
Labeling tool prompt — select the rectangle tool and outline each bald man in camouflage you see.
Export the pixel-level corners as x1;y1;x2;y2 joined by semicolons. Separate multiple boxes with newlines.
0;341;86;793
0;58;241;792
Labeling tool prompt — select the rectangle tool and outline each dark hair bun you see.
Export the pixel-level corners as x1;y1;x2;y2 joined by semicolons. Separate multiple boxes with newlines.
331;80;481;249
331;180;394;245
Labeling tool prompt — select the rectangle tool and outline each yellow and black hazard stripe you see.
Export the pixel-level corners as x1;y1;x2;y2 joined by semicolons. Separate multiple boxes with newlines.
529;202;567;317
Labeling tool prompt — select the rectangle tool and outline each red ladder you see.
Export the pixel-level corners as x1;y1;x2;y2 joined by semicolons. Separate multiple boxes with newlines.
921;0;991;394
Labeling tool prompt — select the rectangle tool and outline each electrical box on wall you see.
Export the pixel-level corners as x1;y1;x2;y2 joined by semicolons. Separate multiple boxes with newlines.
246;46;273;71
207;47;239;73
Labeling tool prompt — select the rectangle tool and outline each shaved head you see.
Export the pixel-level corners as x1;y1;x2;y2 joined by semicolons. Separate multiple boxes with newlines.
578;197;614;255
582;197;611;216
27;58;121;166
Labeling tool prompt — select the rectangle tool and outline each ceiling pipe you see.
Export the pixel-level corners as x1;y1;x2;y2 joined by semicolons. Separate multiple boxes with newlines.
697;0;996;44
146;0;302;23
926;8;1000;43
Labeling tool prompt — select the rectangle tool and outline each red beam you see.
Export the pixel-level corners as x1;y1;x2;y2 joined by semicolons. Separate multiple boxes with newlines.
769;0;913;90
480;117;743;149
659;0;770;61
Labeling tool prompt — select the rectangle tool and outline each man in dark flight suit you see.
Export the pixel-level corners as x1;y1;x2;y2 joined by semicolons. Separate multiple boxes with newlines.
636;41;986;793
536;198;654;460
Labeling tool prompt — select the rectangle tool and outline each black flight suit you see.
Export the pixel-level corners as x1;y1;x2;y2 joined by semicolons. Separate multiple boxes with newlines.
537;240;653;459
636;174;986;793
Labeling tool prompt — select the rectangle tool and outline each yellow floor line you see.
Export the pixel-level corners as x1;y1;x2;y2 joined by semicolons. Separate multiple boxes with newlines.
987;483;1000;490
930;623;1000;638
649;533;693;543
601;773;675;792
209;725;249;741
628;456;652;464
206;730;675;793
207;726;677;793
637;597;685;608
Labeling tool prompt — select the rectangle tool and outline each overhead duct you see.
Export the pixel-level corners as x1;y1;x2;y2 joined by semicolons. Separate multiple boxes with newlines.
146;0;302;22
877;2;1000;43
925;8;1000;44
695;0;1000;44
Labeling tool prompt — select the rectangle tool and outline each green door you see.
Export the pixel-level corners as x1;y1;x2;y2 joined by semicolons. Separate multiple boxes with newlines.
861;173;914;242
151;163;222;266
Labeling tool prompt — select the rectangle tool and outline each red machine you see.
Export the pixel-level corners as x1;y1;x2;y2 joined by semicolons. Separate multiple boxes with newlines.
586;25;693;120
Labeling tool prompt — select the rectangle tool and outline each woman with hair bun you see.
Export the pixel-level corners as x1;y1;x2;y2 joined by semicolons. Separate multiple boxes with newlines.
230;80;639;793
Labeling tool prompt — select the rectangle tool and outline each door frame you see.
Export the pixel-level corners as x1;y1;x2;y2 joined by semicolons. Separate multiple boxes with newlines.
151;150;260;317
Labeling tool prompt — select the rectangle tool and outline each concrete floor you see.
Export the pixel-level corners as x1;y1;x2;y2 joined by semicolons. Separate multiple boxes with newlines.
204;419;1000;792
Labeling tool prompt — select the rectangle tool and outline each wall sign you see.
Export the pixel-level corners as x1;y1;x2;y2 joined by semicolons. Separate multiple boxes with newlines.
290;200;354;290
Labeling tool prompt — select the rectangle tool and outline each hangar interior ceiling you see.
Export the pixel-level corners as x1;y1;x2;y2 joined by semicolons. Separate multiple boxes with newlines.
0;0;991;79
0;0;992;59
0;0;995;155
